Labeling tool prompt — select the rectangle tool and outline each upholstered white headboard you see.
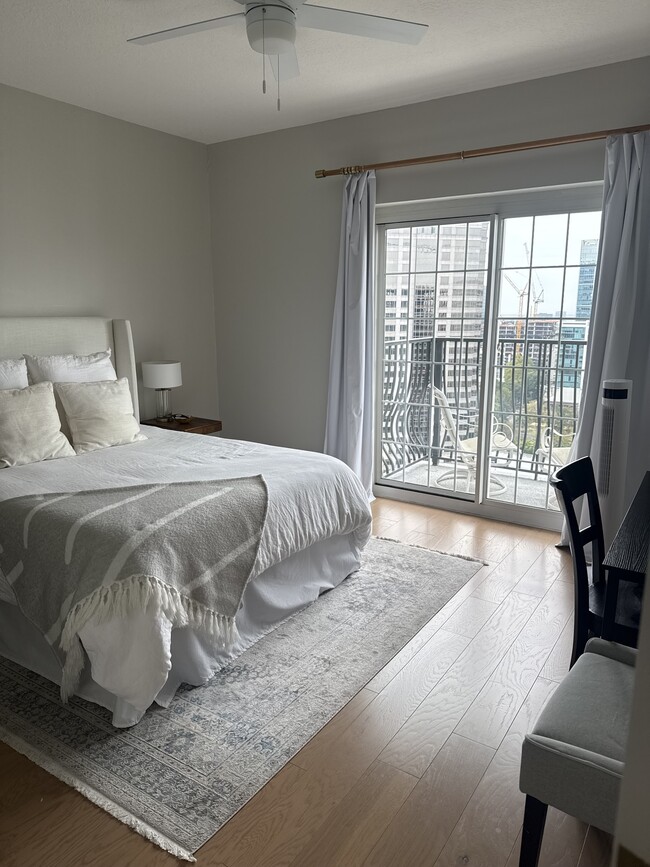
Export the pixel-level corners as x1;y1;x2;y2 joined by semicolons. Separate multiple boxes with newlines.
0;317;140;419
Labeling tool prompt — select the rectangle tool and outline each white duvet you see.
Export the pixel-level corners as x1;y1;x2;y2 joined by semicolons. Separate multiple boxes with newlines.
0;427;372;719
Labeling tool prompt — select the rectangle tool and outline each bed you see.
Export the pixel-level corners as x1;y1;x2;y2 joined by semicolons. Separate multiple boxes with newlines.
0;317;372;727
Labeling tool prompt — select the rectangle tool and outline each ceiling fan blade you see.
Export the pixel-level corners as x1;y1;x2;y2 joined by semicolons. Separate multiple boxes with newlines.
299;5;427;44
269;48;300;82
128;13;244;45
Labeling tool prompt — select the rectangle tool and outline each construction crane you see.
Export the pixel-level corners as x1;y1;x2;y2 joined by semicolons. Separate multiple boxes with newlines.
503;244;545;340
503;274;524;340
504;273;528;319
524;242;545;313
503;273;543;339
504;273;544;317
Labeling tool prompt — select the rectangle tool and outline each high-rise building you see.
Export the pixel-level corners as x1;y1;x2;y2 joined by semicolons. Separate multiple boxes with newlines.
576;239;598;319
559;322;587;389
383;223;489;344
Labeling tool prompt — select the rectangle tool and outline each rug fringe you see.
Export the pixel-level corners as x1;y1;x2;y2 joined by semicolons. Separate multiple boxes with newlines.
374;535;489;565
0;724;196;862
59;574;238;702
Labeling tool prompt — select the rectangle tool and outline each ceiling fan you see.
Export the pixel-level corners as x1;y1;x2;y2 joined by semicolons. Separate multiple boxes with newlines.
128;2;428;95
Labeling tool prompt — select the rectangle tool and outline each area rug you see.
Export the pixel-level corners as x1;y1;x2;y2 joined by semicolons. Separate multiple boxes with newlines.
0;537;482;862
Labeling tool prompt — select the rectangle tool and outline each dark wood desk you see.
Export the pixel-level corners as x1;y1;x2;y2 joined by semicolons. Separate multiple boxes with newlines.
602;470;650;640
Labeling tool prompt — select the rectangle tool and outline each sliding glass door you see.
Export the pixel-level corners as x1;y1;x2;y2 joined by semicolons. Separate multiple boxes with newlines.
487;211;601;511
376;193;601;524
379;218;492;500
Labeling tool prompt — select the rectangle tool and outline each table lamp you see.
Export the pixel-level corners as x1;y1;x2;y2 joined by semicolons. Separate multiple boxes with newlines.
142;361;182;421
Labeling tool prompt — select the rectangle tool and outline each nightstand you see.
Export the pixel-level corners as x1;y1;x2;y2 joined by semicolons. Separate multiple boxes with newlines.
141;417;223;435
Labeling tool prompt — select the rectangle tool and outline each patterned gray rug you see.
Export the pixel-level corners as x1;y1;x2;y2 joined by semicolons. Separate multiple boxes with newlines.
0;537;482;862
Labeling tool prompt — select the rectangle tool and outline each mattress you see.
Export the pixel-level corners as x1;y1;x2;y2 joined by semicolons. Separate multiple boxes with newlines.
0;427;371;724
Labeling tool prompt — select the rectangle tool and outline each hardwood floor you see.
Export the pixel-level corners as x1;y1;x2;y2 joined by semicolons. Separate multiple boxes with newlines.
0;498;612;867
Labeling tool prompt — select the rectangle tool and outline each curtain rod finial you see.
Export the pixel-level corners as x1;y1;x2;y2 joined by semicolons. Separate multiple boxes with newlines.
314;165;365;178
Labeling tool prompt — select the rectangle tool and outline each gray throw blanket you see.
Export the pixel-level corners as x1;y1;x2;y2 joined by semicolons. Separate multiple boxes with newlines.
0;477;268;700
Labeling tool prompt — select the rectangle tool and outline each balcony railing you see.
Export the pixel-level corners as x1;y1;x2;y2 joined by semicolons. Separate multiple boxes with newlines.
381;335;587;480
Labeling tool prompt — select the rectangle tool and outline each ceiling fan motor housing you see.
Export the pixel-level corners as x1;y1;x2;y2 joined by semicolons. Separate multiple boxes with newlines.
246;4;297;54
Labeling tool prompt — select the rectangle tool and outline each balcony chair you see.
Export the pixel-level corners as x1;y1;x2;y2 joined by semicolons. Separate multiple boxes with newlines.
518;638;636;867
432;386;518;494
550;456;640;666
535;426;574;472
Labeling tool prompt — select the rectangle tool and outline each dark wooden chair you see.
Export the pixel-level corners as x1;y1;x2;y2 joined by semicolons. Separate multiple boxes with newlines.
550;456;640;666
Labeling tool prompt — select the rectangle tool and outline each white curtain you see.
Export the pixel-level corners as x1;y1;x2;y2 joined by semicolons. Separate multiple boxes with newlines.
324;170;376;497
564;132;650;539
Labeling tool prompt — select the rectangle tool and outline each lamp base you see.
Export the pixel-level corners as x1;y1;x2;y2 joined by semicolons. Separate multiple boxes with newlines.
154;388;172;422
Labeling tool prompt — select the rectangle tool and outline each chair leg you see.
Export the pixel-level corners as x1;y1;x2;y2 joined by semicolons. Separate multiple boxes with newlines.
435;468;469;485
436;465;504;494
519;795;548;867
488;473;506;493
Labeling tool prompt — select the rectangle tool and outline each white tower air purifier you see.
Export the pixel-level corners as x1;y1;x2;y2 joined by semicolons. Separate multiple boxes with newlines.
597;379;633;548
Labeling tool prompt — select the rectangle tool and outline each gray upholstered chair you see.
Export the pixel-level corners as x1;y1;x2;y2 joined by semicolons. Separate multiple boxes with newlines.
518;638;636;866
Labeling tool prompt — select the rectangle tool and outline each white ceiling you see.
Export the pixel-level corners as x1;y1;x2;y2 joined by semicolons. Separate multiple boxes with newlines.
1;1;649;144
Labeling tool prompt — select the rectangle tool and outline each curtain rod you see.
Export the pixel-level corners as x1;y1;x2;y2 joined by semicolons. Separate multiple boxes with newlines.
314;122;650;179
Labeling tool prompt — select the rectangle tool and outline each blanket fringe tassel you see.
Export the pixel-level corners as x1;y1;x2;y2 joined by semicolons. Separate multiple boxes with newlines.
59;574;238;703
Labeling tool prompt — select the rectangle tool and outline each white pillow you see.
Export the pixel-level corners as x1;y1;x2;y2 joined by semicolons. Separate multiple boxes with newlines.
0;382;75;468
0;357;29;390
25;349;117;385
55;378;147;455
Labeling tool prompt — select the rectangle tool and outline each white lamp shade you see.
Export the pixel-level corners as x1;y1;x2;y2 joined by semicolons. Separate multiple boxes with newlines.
142;361;182;389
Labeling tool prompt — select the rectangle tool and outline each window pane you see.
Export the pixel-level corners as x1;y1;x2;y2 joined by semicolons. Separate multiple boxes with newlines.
413;225;438;271
566;212;601;265
531;214;568;266
464;271;488;319
385;228;411;273
531;267;564;318
437;223;468;271
562;266;582;318
385;273;409;298
411;273;436;322
499;269;529;317
502;217;533;268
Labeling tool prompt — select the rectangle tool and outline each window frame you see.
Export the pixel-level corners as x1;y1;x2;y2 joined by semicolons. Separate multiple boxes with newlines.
374;182;604;531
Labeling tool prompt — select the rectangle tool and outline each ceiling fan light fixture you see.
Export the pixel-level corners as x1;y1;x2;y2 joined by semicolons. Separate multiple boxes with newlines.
246;4;296;55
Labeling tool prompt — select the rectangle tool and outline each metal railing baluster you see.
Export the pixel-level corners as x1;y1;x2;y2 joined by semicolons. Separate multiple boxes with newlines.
380;336;585;494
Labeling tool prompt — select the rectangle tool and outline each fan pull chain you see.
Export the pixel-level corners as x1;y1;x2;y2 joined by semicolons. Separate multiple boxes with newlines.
277;55;281;111
262;8;267;94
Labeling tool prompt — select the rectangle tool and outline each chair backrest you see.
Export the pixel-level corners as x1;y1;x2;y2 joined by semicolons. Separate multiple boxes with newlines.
432;386;459;447
551;456;606;664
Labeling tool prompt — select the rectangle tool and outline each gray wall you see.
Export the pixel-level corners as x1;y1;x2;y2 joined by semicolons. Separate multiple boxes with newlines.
0;84;218;420
208;56;650;451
